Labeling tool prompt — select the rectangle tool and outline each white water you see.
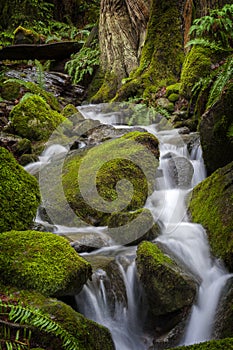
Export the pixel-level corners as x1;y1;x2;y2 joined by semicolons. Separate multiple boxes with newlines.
29;105;231;349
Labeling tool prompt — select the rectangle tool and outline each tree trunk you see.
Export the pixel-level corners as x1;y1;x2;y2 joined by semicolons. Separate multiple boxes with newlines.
91;0;232;102
92;0;151;102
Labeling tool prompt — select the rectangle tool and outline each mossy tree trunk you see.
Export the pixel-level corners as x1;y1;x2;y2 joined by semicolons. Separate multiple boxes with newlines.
90;0;233;103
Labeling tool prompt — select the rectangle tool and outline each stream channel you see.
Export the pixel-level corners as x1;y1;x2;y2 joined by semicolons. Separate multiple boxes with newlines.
27;104;231;350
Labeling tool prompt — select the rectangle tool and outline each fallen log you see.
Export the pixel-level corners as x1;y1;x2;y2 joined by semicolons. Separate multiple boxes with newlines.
0;41;82;61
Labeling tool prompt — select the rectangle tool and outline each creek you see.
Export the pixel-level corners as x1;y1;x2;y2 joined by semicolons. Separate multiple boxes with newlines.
30;104;231;349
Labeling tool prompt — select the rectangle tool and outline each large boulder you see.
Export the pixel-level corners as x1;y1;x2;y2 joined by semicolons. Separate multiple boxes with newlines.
40;131;159;228
9;94;65;141
0;284;115;350
0;146;40;232
136;241;197;332
199;83;233;174
189;161;233;271
0;230;92;297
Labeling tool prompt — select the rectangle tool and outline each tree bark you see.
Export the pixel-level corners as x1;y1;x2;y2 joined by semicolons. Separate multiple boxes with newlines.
92;0;151;102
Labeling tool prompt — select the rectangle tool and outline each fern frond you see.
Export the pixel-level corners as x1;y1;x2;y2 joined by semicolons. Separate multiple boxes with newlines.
0;300;80;350
207;56;233;108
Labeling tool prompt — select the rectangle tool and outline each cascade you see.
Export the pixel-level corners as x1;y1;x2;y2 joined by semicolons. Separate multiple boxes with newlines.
29;104;231;349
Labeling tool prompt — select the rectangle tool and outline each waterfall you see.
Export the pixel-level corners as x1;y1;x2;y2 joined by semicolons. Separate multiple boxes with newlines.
29;104;231;349
75;250;150;350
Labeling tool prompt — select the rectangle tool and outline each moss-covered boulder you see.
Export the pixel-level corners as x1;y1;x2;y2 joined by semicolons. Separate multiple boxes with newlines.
9;94;65;141
13;26;45;44
0;284;115;350
0;147;40;232
136;241;197;331
189;161;233;271
168;338;233;350
1;79;60;111
41;130;159;227
199;83;233;174
0;230;92;297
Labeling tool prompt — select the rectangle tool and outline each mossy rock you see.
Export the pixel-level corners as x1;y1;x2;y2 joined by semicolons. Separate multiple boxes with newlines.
40;131;159;227
0;230;92;297
1;79;60;111
199;82;233;174
62;131;159;226
166;83;181;97
168;338;233;349
189;161;233;271
180;46;213;98
9;94;65;141
136;241;196;330
0;147;40;232
62;104;79;118
0;284;115;350
107;208;159;245
168;93;179;102
13;26;45;44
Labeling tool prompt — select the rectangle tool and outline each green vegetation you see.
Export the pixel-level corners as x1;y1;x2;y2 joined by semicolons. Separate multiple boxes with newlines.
0;147;40;232
189;162;233;271
0;230;92;296
187;4;233;53
65;40;100;84
0;285;115;350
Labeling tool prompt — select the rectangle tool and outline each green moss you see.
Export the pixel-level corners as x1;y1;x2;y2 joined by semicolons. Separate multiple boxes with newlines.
62;104;78;118
180;46;213;98
0;147;40;232
62;131;159;225
115;1;184;101
13;26;44;44
168;93;179;102
137;241;173;266
0;230;92;297
168;338;233;349
166;83;181;97
1;78;60;111
9;94;65;141
189;162;233;271
91;72;119;103
0;285;114;350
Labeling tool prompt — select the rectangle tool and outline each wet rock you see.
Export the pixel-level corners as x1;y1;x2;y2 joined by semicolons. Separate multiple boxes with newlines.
189;161;233;271
213;277;233;339
107;208;159;246
136;241;197;333
199;82;233;175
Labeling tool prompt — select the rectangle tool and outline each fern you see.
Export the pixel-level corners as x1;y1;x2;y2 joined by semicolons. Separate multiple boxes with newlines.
65;40;100;84
187;4;233;52
0;300;80;350
207;56;233;108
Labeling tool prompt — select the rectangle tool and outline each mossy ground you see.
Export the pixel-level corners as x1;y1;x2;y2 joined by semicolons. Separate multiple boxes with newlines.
0;230;92;297
0;146;40;232
189;161;233;271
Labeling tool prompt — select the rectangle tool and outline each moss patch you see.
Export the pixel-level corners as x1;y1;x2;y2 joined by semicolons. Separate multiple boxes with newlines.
189;161;233;271
9;94;65;141
0;147;40;232
0;230;92;297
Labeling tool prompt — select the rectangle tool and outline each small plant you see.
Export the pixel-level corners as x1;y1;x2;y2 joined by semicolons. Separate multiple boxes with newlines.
65;40;100;84
187;4;233;52
0;299;80;350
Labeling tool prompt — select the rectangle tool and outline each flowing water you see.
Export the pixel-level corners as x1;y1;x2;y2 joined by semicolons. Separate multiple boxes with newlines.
29;104;231;349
